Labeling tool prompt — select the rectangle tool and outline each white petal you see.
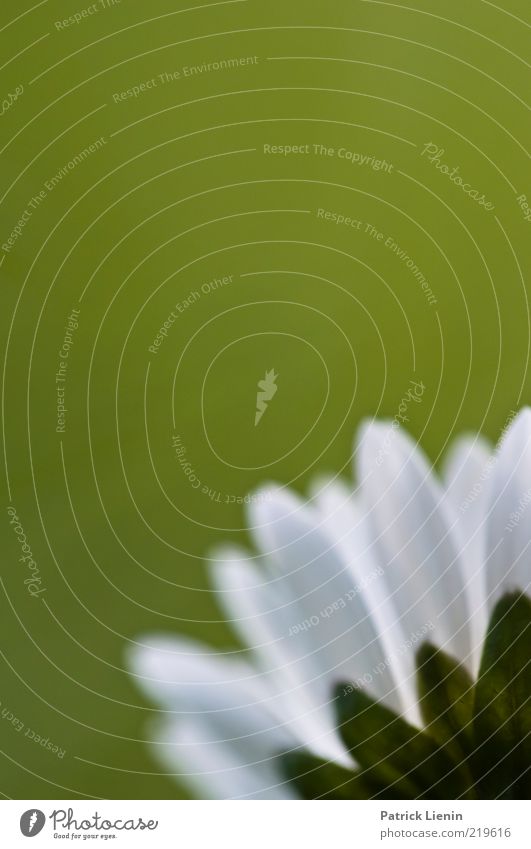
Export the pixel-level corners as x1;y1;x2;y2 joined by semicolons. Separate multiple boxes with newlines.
228;486;404;728
129;636;298;799
485;408;531;603
356;421;470;666
310;477;420;722
129;634;266;711
442;434;492;669
211;546;351;764
150;717;297;800
248;486;394;705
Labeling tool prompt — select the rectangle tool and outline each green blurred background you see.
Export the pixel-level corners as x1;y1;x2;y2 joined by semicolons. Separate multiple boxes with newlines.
1;0;530;798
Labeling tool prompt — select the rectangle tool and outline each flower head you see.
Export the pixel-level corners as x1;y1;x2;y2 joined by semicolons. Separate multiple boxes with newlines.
129;409;531;799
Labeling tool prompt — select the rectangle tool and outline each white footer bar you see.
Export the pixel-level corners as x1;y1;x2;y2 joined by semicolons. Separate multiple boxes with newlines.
0;799;527;848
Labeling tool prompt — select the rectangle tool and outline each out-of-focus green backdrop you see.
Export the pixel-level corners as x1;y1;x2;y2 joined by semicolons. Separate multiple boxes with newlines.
1;0;530;798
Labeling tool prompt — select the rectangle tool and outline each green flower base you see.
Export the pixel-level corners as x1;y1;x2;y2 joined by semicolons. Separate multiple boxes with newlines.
282;592;531;799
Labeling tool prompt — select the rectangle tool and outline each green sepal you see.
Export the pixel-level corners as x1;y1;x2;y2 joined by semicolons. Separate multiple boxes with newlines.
471;592;531;798
334;684;469;798
281;752;371;799
416;643;475;770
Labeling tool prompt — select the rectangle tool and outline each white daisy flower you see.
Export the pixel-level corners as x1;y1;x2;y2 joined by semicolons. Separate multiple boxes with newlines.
129;408;531;799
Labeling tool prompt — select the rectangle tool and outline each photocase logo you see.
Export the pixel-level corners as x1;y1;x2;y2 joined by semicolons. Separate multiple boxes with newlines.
20;809;46;837
254;369;278;426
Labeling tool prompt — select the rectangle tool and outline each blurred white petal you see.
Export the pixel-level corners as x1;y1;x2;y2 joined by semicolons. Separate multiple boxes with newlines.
356;421;470;663
129;636;298;798
442;434;492;669
310;477;418;721
151;718;297;800
211;545;349;765
247;486;400;714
